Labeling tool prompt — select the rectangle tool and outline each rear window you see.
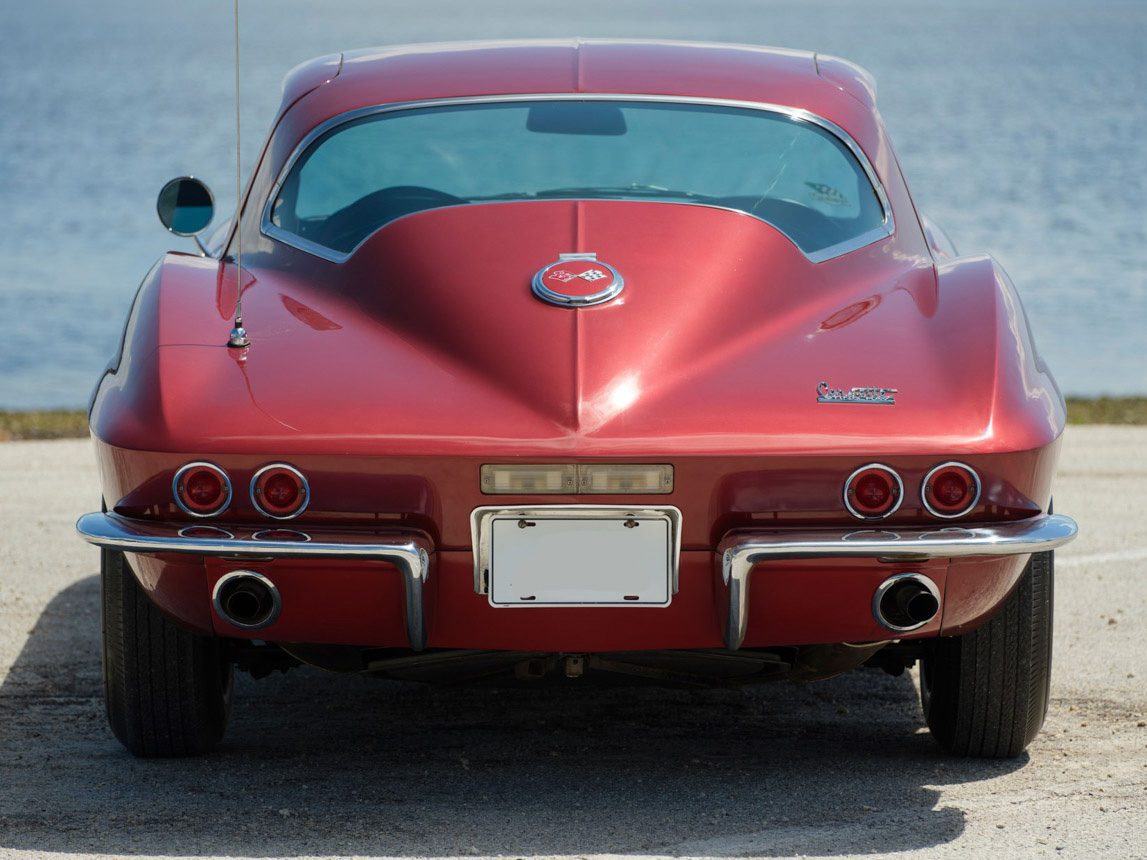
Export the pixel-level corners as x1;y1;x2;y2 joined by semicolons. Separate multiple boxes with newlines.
267;99;888;260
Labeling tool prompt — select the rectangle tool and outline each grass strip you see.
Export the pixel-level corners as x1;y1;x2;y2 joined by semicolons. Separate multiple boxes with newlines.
1065;397;1147;425
0;410;90;441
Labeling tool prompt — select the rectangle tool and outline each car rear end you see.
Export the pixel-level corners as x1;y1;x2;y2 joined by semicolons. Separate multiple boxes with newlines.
80;442;1075;655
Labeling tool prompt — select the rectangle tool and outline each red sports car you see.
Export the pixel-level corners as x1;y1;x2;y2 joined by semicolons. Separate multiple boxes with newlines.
77;39;1077;758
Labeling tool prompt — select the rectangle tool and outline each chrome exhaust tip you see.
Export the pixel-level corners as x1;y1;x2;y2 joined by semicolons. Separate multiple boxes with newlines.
212;570;281;629
873;573;940;632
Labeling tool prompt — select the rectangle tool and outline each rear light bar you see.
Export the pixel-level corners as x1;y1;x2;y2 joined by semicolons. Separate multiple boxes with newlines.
173;462;232;518
481;464;577;494
480;464;673;495
250;464;310;519
922;461;981;519
843;463;903;520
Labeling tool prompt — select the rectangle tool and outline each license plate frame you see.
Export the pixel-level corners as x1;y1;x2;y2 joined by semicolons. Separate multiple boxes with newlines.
470;505;682;607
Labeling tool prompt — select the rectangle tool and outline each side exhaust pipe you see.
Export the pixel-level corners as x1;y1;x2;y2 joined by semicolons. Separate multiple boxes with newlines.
873;573;940;632
212;571;281;629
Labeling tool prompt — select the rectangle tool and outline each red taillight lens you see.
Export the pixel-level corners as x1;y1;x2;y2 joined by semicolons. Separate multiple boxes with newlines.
934;472;970;506
855;473;892;510
923;463;980;518
173;463;231;517
186;471;223;506
251;464;309;519
844;465;903;519
263;473;300;509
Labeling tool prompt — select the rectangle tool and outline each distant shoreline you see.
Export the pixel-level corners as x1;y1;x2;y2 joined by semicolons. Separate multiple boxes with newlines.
3;398;1145;441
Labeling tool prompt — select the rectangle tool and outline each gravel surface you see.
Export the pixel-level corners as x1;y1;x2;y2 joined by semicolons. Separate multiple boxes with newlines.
1;428;1145;859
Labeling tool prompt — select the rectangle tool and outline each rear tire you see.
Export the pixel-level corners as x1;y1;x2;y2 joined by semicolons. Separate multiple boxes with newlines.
920;550;1053;758
101;548;232;756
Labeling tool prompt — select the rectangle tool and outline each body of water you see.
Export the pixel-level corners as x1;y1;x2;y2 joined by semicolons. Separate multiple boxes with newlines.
0;0;1144;407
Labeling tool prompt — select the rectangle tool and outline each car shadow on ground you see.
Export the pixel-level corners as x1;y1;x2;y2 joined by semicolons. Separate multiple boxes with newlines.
0;576;1028;857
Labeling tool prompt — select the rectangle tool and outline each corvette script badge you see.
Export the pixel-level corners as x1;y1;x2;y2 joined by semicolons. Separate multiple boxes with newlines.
532;252;625;307
816;381;898;405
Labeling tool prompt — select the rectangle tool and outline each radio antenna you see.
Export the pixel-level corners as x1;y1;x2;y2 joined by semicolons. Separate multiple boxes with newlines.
227;0;250;349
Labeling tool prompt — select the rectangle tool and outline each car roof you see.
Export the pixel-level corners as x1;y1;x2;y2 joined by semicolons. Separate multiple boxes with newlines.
278;40;879;141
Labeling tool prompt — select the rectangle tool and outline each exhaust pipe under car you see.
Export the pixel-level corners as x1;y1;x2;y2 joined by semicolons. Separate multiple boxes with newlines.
873;573;940;632
212;571;281;629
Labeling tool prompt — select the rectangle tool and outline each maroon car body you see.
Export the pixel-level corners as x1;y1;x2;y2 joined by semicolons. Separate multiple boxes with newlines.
78;40;1077;758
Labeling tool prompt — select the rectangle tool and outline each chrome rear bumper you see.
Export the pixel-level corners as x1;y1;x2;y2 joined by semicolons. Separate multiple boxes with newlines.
78;511;1078;654
719;514;1078;650
75;512;431;650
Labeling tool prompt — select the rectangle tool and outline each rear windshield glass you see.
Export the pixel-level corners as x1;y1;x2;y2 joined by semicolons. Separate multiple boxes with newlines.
268;100;887;258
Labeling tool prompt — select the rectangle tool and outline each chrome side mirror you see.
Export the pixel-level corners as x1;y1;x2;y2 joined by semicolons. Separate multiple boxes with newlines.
156;176;215;237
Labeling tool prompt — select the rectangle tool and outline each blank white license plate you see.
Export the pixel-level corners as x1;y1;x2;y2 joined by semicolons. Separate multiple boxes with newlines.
488;515;672;607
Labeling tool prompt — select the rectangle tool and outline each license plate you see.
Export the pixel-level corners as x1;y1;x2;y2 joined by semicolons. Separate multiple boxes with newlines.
482;509;678;607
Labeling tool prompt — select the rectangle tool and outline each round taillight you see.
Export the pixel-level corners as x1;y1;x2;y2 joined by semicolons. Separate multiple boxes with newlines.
251;464;309;519
923;462;981;519
173;462;232;517
844;464;903;520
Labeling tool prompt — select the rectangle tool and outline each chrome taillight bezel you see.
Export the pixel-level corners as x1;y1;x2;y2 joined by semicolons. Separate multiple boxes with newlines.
922;461;981;519
843;463;904;520
250;463;310;520
172;461;233;518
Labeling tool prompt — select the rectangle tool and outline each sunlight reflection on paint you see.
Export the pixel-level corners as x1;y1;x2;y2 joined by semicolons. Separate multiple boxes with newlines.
609;375;641;412
582;374;641;430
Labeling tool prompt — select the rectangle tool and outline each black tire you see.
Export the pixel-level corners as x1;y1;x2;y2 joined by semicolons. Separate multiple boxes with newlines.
920;550;1053;758
101;548;232;756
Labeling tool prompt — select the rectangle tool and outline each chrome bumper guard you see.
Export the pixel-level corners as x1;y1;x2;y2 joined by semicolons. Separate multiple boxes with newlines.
719;514;1078;650
75;512;432;650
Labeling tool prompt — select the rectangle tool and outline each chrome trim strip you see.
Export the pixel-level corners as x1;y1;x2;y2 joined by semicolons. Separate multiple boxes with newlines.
250;462;311;520
212;570;282;630
842;463;904;521
260;93;894;266
470;504;683;595
262;226;353;264
76;512;431;650
871;572;940;633
921;461;982;520
719;513;1078;650
172;462;232;519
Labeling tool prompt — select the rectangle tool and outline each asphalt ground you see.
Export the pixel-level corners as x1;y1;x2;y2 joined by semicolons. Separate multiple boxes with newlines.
0;427;1144;860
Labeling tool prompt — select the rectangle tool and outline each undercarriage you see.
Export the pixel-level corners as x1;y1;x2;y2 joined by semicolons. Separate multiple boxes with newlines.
239;640;921;685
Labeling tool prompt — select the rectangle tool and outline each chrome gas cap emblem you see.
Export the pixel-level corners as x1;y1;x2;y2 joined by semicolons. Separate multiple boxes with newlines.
531;252;624;307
